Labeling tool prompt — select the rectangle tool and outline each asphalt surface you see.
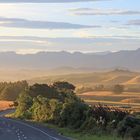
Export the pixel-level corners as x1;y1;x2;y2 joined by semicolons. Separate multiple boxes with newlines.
0;110;70;140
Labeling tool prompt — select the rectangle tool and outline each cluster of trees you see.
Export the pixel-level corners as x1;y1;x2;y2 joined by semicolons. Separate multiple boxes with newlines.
0;81;28;101
14;81;88;128
77;84;125;94
13;81;140;140
117;116;140;139
0;79;139;139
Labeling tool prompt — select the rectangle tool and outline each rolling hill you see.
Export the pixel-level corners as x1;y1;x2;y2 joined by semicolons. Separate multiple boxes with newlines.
124;75;140;85
28;69;140;87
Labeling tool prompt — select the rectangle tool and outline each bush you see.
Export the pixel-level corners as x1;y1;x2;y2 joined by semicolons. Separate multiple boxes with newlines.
60;100;88;128
113;84;124;94
117;116;140;139
131;125;140;140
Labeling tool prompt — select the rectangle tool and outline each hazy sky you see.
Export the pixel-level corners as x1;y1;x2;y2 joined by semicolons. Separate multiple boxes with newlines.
0;0;140;54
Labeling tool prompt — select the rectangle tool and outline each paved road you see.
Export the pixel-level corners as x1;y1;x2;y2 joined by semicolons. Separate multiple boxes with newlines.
0;110;70;140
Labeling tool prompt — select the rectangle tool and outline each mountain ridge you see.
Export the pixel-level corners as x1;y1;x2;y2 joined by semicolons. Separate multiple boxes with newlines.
0;48;139;70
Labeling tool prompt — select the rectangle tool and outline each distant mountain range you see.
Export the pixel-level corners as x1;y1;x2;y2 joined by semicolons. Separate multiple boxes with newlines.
0;48;140;71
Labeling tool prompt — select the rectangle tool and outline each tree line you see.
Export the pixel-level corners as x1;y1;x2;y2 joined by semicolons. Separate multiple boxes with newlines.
0;81;28;101
12;81;140;140
0;80;139;139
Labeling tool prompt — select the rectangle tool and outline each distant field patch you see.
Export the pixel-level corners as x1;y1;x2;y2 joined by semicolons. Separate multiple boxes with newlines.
0;101;13;111
78;91;140;112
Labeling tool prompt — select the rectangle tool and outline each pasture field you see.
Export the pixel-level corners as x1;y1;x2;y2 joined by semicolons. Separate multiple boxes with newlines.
78;91;140;112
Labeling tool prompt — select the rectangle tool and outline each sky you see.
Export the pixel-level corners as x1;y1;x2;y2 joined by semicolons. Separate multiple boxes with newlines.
0;0;139;54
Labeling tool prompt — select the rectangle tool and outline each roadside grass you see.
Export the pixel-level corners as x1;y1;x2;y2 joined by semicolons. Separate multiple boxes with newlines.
45;124;123;140
5;113;126;140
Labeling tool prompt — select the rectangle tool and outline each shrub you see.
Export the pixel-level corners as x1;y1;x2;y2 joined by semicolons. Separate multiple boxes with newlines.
117;116;140;139
113;84;124;94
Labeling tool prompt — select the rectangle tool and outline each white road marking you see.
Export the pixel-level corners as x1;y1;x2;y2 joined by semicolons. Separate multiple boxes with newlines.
24;136;27;139
2;118;60;140
0;118;28;140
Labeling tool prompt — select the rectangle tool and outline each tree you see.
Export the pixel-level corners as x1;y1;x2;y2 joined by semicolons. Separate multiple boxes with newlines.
0;81;28;101
60;100;88;128
28;84;58;99
14;91;33;118
113;84;124;94
31;95;62;122
31;95;51;122
52;81;75;93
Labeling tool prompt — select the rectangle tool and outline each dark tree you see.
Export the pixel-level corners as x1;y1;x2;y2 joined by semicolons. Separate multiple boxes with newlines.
52;81;75;92
113;84;124;94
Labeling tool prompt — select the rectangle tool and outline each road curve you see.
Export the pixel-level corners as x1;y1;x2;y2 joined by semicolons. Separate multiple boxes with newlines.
0;110;70;140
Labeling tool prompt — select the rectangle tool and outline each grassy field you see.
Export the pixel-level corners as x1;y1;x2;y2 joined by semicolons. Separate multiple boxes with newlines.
29;69;140;87
46;124;123;140
0;101;13;111
78;91;140;112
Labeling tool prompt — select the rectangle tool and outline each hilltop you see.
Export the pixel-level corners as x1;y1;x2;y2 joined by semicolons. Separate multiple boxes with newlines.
28;69;140;87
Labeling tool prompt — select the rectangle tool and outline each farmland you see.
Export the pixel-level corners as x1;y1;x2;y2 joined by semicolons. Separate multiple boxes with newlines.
28;69;140;112
78;91;140;112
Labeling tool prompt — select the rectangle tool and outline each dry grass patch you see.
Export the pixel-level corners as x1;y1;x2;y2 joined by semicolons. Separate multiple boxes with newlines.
0;101;13;111
78;91;140;112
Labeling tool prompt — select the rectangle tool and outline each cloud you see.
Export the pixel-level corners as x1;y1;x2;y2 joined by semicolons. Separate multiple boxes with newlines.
0;36;140;53
0;35;139;41
126;19;140;26
0;0;108;3
70;8;140;16
0;17;100;29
